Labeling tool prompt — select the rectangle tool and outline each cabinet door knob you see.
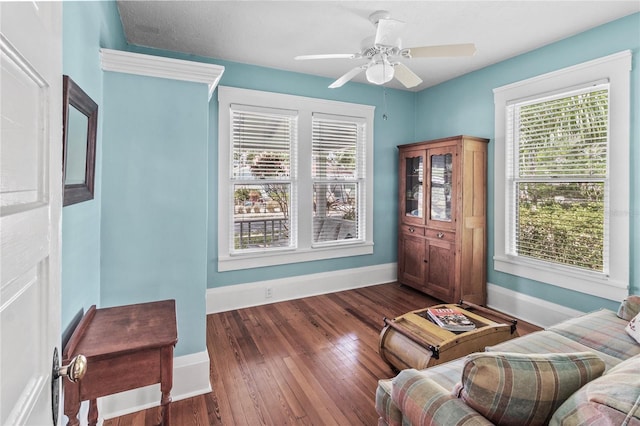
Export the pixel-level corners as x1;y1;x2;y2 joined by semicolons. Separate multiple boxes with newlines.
409;227;415;233
423;259;428;263
437;232;444;239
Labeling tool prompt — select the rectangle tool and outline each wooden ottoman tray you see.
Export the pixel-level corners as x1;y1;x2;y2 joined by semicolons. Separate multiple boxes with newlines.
379;301;518;371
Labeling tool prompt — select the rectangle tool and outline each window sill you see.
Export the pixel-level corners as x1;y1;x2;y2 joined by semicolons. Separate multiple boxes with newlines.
493;255;628;302
218;242;374;272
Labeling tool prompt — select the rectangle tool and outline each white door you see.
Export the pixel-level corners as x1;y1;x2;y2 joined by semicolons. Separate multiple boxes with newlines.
1;2;63;425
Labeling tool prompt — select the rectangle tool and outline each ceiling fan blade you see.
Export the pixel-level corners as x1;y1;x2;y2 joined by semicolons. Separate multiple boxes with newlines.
393;63;423;89
407;43;476;58
374;18;405;47
295;53;357;60
329;67;365;89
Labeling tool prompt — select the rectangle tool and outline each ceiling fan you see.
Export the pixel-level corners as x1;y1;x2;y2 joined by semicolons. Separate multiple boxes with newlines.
294;10;476;89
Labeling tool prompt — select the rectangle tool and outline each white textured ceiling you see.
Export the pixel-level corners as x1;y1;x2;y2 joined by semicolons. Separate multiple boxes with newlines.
117;1;640;91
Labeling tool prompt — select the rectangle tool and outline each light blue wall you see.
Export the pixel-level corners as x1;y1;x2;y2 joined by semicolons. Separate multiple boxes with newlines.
415;13;640;312
126;45;418;289
100;73;209;356
208;60;416;287
61;0;126;333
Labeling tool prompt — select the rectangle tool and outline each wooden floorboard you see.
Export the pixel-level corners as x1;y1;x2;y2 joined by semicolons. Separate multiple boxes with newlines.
102;282;541;425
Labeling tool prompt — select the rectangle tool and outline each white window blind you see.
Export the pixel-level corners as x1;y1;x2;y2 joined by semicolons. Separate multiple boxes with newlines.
218;86;375;271
312;115;363;179
230;106;298;253
311;114;365;244
231;107;296;180
507;84;610;273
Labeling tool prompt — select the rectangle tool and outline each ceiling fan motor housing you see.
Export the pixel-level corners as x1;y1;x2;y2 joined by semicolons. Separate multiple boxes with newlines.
294;9;474;89
369;10;392;25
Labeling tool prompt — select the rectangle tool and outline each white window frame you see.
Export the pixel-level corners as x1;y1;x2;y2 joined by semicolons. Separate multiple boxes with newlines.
218;86;374;271
493;51;631;301
311;113;367;247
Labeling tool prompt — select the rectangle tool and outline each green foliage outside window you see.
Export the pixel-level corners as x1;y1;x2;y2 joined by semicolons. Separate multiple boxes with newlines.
517;183;604;271
514;88;608;273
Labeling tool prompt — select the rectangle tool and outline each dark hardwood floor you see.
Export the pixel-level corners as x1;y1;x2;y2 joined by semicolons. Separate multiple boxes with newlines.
103;282;541;425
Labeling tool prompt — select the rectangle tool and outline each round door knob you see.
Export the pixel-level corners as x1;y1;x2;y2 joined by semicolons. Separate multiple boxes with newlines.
55;354;87;383
51;349;88;426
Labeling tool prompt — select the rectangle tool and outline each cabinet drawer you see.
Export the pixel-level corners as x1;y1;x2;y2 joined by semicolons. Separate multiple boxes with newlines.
425;229;454;242
401;225;425;236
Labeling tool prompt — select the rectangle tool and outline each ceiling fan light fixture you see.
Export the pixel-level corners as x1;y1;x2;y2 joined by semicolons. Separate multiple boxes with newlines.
366;61;394;85
295;10;476;89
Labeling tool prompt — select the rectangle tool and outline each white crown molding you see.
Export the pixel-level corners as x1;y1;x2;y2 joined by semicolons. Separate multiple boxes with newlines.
100;48;224;100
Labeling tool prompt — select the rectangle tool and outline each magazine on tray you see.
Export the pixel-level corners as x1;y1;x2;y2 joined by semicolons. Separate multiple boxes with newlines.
426;308;476;331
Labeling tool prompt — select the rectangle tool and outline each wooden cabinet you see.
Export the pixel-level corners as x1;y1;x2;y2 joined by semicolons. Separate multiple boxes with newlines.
397;135;489;305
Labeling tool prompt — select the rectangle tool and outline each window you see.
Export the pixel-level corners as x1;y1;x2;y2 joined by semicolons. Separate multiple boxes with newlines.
230;107;297;251
494;51;631;301
508;85;609;272
312;114;365;245
218;87;374;271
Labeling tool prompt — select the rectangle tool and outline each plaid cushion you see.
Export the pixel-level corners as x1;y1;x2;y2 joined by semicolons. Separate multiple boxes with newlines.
376;379;402;426
617;295;640;321
486;330;624;370
408;357;468;390
376;358;466;426
392;369;493;426
453;352;606;426
550;353;640;425
547;309;640;360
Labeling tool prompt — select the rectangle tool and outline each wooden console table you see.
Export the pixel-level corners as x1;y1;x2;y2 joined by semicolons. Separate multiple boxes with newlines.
63;300;178;426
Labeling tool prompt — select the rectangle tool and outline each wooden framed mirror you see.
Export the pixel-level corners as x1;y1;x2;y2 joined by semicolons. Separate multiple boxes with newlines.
62;75;98;206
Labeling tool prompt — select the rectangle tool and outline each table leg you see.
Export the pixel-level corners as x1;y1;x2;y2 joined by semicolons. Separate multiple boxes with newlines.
88;399;98;426
160;346;174;426
64;409;80;426
63;382;80;426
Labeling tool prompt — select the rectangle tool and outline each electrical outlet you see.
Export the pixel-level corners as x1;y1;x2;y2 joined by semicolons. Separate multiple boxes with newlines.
265;287;273;299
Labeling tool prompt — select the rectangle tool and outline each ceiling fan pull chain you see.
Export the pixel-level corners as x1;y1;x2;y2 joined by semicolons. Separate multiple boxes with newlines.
382;86;389;121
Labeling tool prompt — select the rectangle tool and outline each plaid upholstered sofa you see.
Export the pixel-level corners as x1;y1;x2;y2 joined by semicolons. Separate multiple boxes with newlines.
376;297;640;425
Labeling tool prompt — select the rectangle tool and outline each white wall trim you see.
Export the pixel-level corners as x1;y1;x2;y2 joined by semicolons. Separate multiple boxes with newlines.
100;48;224;100
97;350;211;423
217;85;375;271
493;50;631;95
207;263;397;313
492;50;631;301
487;282;585;328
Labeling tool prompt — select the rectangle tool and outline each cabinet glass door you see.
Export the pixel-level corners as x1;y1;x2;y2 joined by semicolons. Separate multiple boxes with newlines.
430;153;453;222
404;154;423;219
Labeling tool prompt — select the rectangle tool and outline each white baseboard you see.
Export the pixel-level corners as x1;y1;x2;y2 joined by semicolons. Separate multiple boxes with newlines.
97;350;211;422
207;267;582;327
207;263;397;313
487;282;585;328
